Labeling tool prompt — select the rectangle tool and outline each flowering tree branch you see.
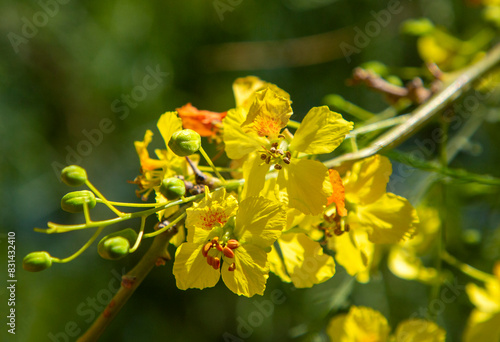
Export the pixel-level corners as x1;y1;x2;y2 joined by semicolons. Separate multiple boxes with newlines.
325;43;500;168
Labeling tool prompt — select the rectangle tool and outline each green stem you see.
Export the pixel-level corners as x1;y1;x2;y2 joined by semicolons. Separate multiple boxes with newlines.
384;150;500;186
199;146;226;183
85;180;124;217
441;251;495;283
37;194;205;233
96;199;159;208
197;165;239;173
76;228;176;342
347;114;410;138
83;201;92;224
324;43;500;168
52;226;105;263
286;119;301;130
143;212;187;238
128;216;146;253
323;94;375;120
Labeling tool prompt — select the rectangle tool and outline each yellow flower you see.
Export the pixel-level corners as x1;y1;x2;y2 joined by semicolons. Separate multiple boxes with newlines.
235;106;352;215
463;262;500;342
326;155;418;282
268;230;336;288
327;306;445;342
173;188;286;297
388;206;441;284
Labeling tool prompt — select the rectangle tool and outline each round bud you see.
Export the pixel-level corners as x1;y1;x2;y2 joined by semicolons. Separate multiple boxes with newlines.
23;251;53;272
61;190;96;213
98;237;130;260
61;165;88;187
168;129;201;156
98;228;138;260
159;177;186;200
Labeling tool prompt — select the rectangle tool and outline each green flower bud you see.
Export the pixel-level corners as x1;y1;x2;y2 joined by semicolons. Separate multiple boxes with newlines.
61;190;96;213
98;228;138;260
61;165;88;187
23;251;53;272
400;18;435;36
159;177;186;200
168;129;201;156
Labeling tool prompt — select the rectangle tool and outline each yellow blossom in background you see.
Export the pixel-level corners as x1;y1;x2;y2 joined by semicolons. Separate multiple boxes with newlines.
173;188;286;297
327;306;445;342
327;155;418;282
463;262;500;342
388;205;441;284
268;231;335;288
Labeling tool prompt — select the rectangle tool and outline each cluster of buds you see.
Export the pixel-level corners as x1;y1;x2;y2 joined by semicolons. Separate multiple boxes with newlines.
201;237;240;271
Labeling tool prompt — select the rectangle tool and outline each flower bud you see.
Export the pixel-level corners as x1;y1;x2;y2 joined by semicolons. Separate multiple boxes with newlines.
61;165;88;187
168;129;201;156
61;190;96;213
159;177;186;200
98;228;138;260
23;251;53;272
400;18;434;36
98;237;130;260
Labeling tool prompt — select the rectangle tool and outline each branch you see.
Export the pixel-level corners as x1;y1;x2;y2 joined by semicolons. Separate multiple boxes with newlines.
325;43;500;168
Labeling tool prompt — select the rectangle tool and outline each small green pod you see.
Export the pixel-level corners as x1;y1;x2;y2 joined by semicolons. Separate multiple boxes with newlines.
98;228;138;260
61;190;96;213
61;165;88;187
23;251;53;272
160;177;186;200
168;129;201;156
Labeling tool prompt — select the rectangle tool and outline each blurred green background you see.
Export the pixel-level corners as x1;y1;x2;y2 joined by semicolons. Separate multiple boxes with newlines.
1;0;499;341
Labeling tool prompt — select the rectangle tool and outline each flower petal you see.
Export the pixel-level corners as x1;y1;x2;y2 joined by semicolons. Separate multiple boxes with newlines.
240;152;271;200
327;169;347;217
221;245;269;297
173;243;220;290
186;188;239;235
344;154;392;205
134;130;166;171
277;233;335;288
241;88;293;139
331;230;373;283
223;107;269;160
327;306;390;342
234;196;286;248
176;103;226;137
288;106;352;154
388;246;439;284
232;76;290;109
277;159;332;216
394;319;446;342
463;310;500;342
268;245;292;283
352;192;418;244
157;111;183;149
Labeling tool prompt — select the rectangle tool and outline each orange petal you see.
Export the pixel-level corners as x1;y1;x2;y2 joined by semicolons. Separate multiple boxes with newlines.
177;103;226;137
327;169;347;217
